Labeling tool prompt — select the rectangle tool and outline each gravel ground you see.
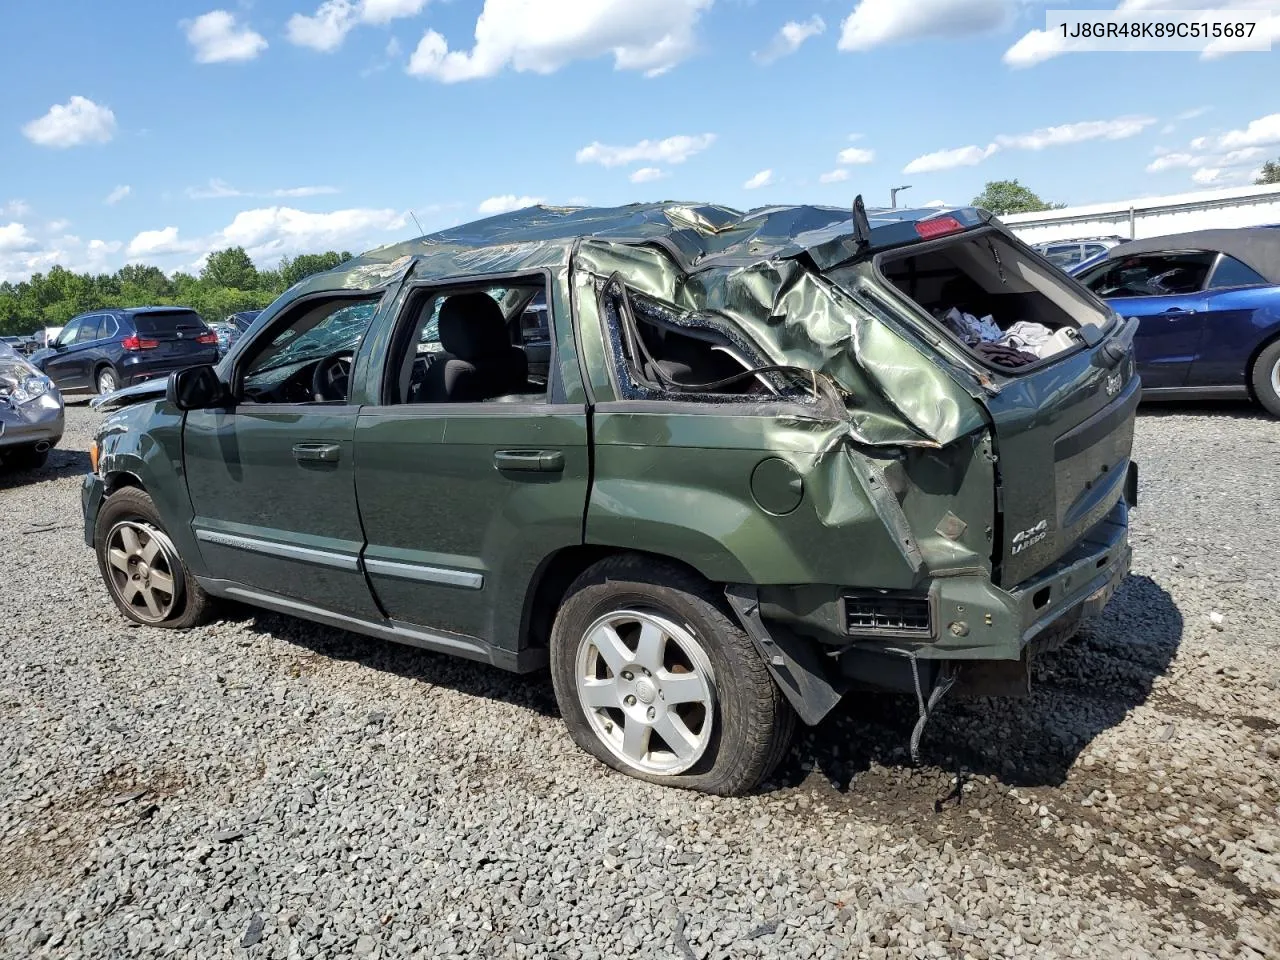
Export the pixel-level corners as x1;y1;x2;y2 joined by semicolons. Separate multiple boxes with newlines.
0;401;1277;960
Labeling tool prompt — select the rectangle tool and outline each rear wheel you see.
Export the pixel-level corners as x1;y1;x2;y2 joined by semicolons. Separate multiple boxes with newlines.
549;555;794;796
96;366;119;396
95;487;214;629
1251;339;1280;419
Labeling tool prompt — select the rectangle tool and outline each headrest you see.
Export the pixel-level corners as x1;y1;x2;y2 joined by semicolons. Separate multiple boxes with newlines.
438;293;510;361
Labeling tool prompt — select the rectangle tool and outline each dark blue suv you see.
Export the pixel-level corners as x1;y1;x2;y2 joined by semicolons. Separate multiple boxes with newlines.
31;307;219;396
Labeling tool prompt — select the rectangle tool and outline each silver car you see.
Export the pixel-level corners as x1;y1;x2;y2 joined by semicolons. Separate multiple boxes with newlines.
0;342;64;470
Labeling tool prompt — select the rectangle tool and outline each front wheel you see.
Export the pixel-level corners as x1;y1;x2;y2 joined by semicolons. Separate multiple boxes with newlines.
96;366;119;395
95;487;214;629
1251;339;1280;419
549;556;794;796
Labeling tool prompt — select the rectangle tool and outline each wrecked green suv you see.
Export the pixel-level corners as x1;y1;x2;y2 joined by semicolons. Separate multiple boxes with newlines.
83;202;1138;795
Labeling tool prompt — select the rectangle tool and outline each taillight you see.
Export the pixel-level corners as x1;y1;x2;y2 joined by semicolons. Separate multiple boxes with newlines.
915;216;965;240
196;331;218;345
121;335;159;351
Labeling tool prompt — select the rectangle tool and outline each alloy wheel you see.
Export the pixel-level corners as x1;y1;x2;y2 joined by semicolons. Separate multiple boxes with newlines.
104;521;181;623
1271;356;1280;400
574;610;716;775
98;369;118;394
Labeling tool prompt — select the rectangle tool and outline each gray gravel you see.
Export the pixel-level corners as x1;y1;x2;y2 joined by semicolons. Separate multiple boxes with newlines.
1;401;1278;960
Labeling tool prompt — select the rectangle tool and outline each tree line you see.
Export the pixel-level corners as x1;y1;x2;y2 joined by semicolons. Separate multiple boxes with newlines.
0;247;354;336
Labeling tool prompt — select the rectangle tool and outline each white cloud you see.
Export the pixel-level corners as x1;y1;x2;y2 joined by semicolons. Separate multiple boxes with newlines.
575;133;715;168
904;115;1155;175
183;10;268;63
0;223;39;253
360;0;428;24
22;96;116;148
630;167;666;183
1219;113;1280;151
477;195;545;215
754;16;825;64
1191;167;1221;185
903;143;999;174
288;0;357;52
2;200;31;219
216;205;408;259
837;146;875;165
1146;152;1197;173
88;239;122;257
742;169;774;190
186;178;340;200
407;0;711;81
819;169;850;184
47;219;71;232
104;185;131;206
127;227;194;258
1176;106;1211;122
840;0;1013;51
995;116;1155;150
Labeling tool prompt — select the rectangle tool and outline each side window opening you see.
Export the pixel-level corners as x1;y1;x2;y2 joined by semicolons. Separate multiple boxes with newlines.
598;278;809;402
239;297;380;404
1207;254;1268;290
1079;252;1217;298
388;279;549;405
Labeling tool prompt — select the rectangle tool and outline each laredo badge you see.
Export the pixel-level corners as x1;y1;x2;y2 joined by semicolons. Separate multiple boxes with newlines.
1012;519;1049;555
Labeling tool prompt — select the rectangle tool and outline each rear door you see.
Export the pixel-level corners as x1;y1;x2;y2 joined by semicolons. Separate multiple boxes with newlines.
353;273;590;661
1077;252;1215;388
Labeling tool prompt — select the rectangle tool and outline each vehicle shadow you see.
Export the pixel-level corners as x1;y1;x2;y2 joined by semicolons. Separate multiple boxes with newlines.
0;447;92;491
770;574;1183;793
1138;398;1266;421
233;608;562;718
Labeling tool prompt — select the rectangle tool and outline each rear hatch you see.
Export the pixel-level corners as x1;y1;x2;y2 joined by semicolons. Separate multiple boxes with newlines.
854;215;1139;587
132;310;215;359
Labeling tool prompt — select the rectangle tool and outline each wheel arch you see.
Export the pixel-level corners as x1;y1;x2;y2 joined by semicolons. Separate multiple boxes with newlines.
519;546;712;652
1245;328;1280;403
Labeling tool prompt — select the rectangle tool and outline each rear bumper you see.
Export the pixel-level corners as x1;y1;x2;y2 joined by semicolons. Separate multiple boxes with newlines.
119;351;218;386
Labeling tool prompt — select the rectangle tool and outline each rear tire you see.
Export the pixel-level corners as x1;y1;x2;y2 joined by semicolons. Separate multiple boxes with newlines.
1251;339;1280;419
95;486;215;629
549;555;794;796
96;366;119;396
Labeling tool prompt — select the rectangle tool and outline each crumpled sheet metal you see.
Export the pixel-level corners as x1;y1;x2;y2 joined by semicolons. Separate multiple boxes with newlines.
574;240;985;449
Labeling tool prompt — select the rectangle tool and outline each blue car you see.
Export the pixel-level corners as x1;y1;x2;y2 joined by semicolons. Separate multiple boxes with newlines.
29;306;220;396
1072;228;1280;417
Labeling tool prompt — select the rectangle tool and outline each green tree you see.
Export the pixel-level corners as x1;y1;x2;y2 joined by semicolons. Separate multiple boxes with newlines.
201;247;258;290
971;179;1064;216
1256;160;1280;185
279;251;353;289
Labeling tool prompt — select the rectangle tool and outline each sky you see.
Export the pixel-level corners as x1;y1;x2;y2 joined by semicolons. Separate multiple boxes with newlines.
1;0;1278;282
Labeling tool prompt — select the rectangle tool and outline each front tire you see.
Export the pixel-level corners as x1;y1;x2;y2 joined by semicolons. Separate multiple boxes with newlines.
549;556;794;796
96;366;119;396
95;487;214;629
1251;339;1280;419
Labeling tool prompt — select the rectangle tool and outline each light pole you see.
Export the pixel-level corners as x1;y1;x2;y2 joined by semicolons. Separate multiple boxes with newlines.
890;185;913;209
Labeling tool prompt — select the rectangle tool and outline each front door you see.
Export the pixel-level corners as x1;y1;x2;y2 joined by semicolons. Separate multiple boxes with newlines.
183;295;384;618
44;316;93;390
1077;250;1216;389
354;276;590;658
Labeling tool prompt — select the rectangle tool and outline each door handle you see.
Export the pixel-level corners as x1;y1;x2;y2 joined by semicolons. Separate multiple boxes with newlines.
493;449;565;473
292;442;341;463
1161;307;1197;316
